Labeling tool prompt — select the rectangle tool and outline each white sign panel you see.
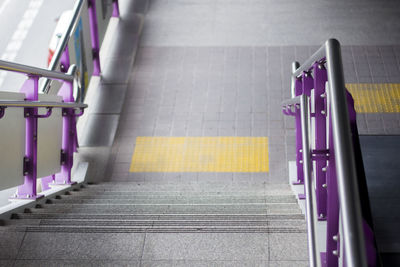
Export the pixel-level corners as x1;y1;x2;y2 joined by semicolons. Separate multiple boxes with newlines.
0;92;25;189
37;94;63;178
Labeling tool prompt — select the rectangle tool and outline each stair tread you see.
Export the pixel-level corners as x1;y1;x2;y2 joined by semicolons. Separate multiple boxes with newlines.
7;182;305;234
13;225;308;233
14;213;304;219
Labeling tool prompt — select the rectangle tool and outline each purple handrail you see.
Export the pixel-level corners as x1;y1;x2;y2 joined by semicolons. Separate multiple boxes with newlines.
0;63;88;199
282;39;375;267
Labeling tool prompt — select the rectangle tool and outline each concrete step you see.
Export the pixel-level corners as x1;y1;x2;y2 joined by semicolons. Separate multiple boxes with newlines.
7;182;305;235
82;183;291;190
66;190;292;197
13;213;305;221
37;219;305;227
14;225;307;233
49;195;297;204
8;218;305;227
31;203;302;214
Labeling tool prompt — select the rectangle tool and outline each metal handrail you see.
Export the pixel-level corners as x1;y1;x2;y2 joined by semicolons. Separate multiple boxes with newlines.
286;38;367;267
0;100;87;109
291;62;300;97
42;0;85;93
325;40;367;267
299;94;319;267
0;60;74;81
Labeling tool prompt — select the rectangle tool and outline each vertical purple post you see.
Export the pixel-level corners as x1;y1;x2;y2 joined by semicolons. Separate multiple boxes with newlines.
40;175;54;191
15;76;43;199
112;0;120;17
302;71;313;97
60;46;70;73
54;69;77;185
294;76;304;184
88;0;101;76
313;62;328;220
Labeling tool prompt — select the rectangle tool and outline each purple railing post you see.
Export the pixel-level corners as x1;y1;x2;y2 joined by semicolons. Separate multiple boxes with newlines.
60;47;70;73
325;116;340;267
53;77;77;185
14;75;43;199
313;62;328;221
88;0;101;76
112;0;120;17
40;175;54;191
294;76;304;185
39;47;71;190
301;71;313;97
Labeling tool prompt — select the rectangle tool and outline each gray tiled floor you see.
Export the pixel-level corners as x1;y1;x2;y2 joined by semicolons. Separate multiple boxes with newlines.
108;44;400;183
141;0;400;47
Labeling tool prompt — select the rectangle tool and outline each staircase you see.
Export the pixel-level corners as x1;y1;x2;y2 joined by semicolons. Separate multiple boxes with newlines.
7;183;307;235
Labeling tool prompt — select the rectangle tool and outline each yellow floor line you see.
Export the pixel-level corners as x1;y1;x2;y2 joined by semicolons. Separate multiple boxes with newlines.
130;137;269;173
346;83;400;113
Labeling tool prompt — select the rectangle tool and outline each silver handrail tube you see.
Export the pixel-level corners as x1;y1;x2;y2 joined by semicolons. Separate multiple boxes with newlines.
48;0;85;72
0;100;87;109
291;61;300;98
300;94;319;267
42;0;85;93
289;38;367;267
0;60;74;81
325;39;367;267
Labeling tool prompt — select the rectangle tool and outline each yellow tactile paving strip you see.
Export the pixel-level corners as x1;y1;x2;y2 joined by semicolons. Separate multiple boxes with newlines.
130;137;269;172
346;83;400;113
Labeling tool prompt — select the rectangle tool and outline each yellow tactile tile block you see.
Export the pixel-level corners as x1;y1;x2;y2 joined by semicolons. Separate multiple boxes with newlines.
130;137;269;172
346;83;400;113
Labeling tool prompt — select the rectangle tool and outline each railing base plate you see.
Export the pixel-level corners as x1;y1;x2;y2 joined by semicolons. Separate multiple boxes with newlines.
49;181;77;186
9;194;44;201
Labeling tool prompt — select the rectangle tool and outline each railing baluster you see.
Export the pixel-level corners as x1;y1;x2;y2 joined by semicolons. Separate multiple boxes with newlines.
300;94;320;267
293;63;304;185
54;66;78;186
312;62;328;221
15;75;42;199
